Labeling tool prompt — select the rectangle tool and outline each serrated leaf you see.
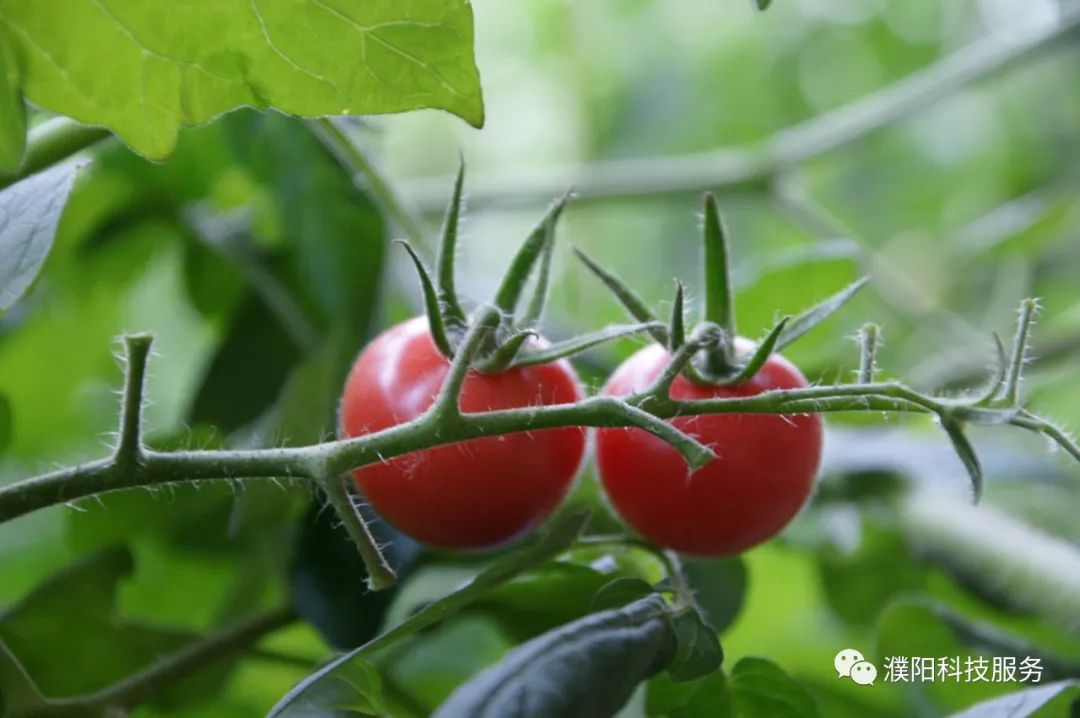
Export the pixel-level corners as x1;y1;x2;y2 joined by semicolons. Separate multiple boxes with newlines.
775;277;868;351
433;595;677;718
0;40;25;173
0;0;484;160
668;609;724;682
729;657;820;718
0;161;78;310
941;417;984;503
269;511;591;717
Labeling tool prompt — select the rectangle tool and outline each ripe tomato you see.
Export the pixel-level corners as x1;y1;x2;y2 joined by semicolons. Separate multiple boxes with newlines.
339;317;587;550
595;340;822;556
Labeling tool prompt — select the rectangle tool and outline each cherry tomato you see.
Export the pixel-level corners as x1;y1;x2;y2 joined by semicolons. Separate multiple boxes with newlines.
595;340;822;556
339;317;587;550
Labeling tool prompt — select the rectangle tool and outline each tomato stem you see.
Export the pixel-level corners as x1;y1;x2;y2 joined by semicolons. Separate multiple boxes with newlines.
114;333;152;473
857;323;880;384
319;474;397;590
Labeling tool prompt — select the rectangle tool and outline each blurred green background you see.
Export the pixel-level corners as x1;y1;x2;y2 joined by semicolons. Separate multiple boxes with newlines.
1;0;1078;715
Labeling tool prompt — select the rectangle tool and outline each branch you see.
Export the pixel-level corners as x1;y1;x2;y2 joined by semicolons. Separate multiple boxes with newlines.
399;9;1080;210
29;605;296;717
318;473;396;590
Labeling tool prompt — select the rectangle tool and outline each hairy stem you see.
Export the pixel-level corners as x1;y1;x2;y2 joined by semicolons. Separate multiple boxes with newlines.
319;473;396;590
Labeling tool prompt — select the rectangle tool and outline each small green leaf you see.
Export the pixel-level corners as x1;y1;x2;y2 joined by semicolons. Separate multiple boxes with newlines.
438;160;469;328
0;0;484;160
702;193;735;338
0;41;26;173
269;511;591;717
775;276;869;351
680;557;747;634
433;595;677;718
397;240;454;356
0;161;78;310
512;322;663;368
668;609;724;682
273;656;392;718
729;657;821;718
941;416;984;503
573;247;668;345
493;195;568;316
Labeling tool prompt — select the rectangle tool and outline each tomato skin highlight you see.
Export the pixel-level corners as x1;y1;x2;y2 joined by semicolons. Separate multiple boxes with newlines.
596;342;823;556
339;317;587;550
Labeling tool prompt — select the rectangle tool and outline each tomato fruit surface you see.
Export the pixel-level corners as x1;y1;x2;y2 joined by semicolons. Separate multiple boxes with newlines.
596;341;823;556
339;317;587;550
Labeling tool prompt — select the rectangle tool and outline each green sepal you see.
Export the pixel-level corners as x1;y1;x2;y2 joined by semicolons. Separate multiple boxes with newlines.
493;194;570;316
717;317;790;386
395;240;454;358
474;329;537;373
974;333;1008;407
574;247;668;346
702;193;736;339
437;160;468;328
521;223;556;327
669;280;686;352
512;322;664;368
941;415;983;503
775;276;868;351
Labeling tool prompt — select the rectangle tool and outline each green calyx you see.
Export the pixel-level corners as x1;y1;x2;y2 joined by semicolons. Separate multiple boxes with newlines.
578;192;869;386
400;164;660;374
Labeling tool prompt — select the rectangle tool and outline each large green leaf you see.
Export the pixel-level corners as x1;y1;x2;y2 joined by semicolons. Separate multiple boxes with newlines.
268;512;590;717
0;162;78;311
728;657;821;718
432;595;677;718
682;556;748;634
0;0;483;160
948;680;1079;718
0;41;24;173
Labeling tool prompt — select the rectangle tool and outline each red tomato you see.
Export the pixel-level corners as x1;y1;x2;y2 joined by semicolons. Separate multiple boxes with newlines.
339;317;587;550
595;340;822;556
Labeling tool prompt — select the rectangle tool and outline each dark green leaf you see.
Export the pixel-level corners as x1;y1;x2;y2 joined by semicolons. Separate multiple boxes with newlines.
0;42;25;174
0;0;483;160
669;609;724;682
269;511;591;717
591;577;657;613
646;671;732;718
0;162;78;310
0;641;46;717
433;595;677;718
774;277;868;351
291;500;421;651
681;556;747;634
947;680;1078;718
729;657;821;718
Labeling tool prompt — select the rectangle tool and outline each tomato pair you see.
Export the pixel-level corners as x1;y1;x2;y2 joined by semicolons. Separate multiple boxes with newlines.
338;321;821;556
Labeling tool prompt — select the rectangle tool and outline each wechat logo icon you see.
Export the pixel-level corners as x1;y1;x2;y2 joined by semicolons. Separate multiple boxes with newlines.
835;649;877;686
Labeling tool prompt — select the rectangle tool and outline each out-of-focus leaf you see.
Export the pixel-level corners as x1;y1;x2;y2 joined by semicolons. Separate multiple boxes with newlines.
291;499;421;651
0;162;78;310
669;609;724;682
474;562;613;641
819;522;926;626
0;0;483;160
591;577;657;613
729;657;821;718
682;556;747;634
432;595;677;718
0;42;25;174
0;641;46;717
0;393;10;456
268;512;590;717
646;671;732;717
947;680;1079;718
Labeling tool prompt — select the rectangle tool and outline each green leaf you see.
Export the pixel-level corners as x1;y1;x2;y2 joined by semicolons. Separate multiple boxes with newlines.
0;393;10;456
947;680;1079;718
647;671;732;718
669;609;724;682
681;556;747;634
0;641;46;717
0;161;78;310
591;577;657;613
432;595;677;718
0;0;484;160
774;277;868;352
729;657;821;718
0;40;25;173
268;511;591;717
